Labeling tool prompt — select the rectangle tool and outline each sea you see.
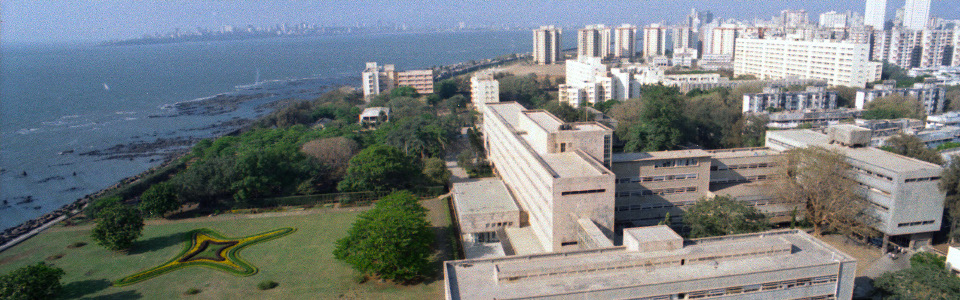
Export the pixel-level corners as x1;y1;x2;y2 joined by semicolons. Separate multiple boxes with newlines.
0;30;570;231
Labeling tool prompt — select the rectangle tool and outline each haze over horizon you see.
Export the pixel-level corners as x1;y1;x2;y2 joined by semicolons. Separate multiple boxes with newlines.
3;0;960;45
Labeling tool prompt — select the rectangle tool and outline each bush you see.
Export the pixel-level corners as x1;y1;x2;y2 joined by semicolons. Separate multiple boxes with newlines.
257;280;279;290
353;273;368;284
86;196;121;219
0;262;65;300
91;205;144;251
184;288;201;295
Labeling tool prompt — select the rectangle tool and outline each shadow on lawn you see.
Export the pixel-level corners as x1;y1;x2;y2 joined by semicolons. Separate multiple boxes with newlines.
59;279;113;299
128;231;188;255
86;290;143;300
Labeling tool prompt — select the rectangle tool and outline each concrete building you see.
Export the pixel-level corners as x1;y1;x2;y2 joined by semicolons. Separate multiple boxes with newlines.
671;48;698;67
450;179;519;258
819;11;848;28
469;70;499;114
710;24;740;56
482;102;615;252
864;0;887;29
766;109;860;129
397;69;434;95
928;111;960;128
445;227;857;300
360;62;396;100
613;24;637;59
903;0;932;30
874;28;956;69
766;128;946;248
558;58;640;107
734;37;882;88
781;9;810;28
672;26;697;51
855;80;946;115
358;107;389;124
742;85;838;113
642;24;668;61
533;26;562;65
577;24;611;60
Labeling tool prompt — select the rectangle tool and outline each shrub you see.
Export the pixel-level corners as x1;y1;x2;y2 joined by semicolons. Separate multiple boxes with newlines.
91;205;144;251
353;274;368;284
0;262;65;300
257;280;278;290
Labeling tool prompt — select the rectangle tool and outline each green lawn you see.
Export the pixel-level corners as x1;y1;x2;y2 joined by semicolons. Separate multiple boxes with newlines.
0;204;449;299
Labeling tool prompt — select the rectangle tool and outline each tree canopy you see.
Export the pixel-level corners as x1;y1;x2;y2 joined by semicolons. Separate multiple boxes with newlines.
138;182;180;217
940;156;960;242
337;144;424;192
91;204;144;251
881;133;943;165
333;191;434;282
623;85;691;152
772;147;875;236
862;94;925;120
683;196;769;238
0;262;65;300
874;253;960;299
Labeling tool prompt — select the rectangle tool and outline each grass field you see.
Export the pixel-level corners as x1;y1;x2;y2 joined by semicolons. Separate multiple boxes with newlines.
0;199;452;299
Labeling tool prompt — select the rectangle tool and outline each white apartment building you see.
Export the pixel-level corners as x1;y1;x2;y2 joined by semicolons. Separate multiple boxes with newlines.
766;127;946;248
819;11;848;28
642;24;667;61
557;58;640;107
672;48;698;67
733;37;882;88
855;80;946;115
613;24;636;59
577;24;611;60
710;24;739;57
469;71;499;114
672;26;696;51
903;0;932;30
360;62;396;100
533;26;562;65
864;0;887;29
874;28;957;69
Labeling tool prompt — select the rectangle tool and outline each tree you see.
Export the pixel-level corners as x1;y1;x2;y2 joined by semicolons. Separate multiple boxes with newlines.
390;86;419;98
139;182;180;217
443;94;468;113
874;260;960;299
607;98;645;139
434;79;458;99
85;196;121;219
333;191;434;282
862;94;924;120
946;87;960;112
623;85;690;152
683;196;769;238
338;145;424;192
422;157;451;186
91;204;144;251
829;86;857;108
0;262;65;300
881;133;943;165
387;96;428;120
940;155;960;242
300;137;360;180
772;147;875;236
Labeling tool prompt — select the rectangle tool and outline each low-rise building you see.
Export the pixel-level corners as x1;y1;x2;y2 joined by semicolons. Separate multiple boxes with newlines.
765;109;859;128
469;70;499;114
445;227;857;300
742;85;837;113
361;62;434;98
358;107;389;124
855;80;946;115
397;69;435;95
558;58;640;107
766;127;946;248
927;111;960;128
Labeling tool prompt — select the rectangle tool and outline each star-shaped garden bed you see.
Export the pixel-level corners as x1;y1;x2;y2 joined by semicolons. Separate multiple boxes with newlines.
115;227;296;286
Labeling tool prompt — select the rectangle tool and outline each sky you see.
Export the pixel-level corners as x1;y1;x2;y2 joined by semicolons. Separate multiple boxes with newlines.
2;0;960;45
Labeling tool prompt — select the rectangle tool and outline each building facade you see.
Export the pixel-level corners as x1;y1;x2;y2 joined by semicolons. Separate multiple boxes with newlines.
397;69;434;95
577;24;611;60
855;80;946;115
642;24;667;61
733;37;882;88
469;70;499;114
903;0;931;30
533;26;562;65
742;85;838;113
864;0;887;29
613;24;637;59
558;58;640;107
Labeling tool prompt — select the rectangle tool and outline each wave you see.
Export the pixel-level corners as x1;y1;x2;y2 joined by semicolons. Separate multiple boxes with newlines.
69;122;96;128
114;111;137;115
16;128;40;134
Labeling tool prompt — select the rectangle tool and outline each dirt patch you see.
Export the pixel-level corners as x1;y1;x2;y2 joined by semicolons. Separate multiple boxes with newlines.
0;246;38;266
46;253;65;261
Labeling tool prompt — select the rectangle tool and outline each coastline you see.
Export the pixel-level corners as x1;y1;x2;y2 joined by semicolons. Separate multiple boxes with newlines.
0;51;522;253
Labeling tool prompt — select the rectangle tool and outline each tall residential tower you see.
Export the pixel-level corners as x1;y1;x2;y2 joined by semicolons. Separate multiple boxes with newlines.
613;24;637;59
903;0;931;30
533;26;562;65
864;0;887;29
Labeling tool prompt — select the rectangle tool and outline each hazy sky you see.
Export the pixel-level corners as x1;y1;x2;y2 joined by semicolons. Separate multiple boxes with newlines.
3;0;960;45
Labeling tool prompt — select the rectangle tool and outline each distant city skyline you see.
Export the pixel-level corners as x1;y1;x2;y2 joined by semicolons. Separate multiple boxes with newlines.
3;0;960;45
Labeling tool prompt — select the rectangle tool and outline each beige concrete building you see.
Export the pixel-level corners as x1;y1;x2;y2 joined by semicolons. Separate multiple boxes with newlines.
361;62;396;100
734;37;882;88
482;102;615;252
855;80;946;115
766;128;946;247
873;28;956;69
577;24;611;60
742;85;838;113
613;24;637;59
445;227;857;300
642;23;667;61
396;69;434;95
533;26;562;65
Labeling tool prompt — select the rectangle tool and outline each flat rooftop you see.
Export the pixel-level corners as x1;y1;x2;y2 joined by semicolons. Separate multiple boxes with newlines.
769;129;943;174
452;179;520;216
766;129;831;147
541;152;605;177
611;149;711;163
706;147;779;159
445;229;855;300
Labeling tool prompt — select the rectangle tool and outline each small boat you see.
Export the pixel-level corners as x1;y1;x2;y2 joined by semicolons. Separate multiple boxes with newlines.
59;149;74;155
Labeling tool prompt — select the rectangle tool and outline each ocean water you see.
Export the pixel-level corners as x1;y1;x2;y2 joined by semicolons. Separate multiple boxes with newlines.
0;30;547;231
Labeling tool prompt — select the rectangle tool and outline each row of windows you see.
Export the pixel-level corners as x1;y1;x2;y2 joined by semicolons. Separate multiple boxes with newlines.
905;176;941;183
710;174;775;184
654;159;700;168
853;166;894;182
561;189;606;196
710;162;777;171
898;220;935;227
616;173;698;184
616;187;698;198
631;275;838;300
484;221;513;228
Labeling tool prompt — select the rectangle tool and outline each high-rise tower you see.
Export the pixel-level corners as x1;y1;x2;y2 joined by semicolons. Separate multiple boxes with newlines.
903;0;931;30
533;26;562;65
864;0;887;29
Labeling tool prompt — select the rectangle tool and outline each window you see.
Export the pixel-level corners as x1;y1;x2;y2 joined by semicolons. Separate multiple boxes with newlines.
561;241;578;246
559;142;567;152
561;189;606;196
